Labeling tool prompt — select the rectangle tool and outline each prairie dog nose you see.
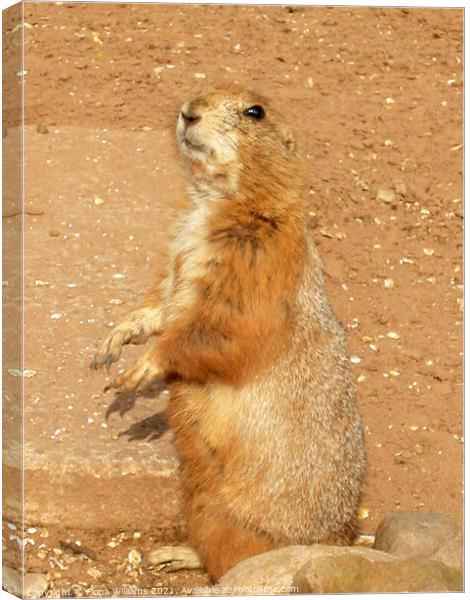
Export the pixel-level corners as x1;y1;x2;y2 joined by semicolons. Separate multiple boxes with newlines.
180;97;208;126
180;110;201;126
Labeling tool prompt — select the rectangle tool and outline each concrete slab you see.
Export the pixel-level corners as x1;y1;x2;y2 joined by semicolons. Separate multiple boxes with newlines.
18;125;189;534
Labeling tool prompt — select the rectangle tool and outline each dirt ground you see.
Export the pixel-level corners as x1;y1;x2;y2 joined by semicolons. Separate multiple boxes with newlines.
3;2;463;596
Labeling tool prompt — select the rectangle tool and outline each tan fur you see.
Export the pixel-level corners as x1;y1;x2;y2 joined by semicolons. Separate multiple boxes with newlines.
92;84;365;580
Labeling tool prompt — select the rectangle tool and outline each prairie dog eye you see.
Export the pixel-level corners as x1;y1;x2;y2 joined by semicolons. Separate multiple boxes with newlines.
244;105;265;120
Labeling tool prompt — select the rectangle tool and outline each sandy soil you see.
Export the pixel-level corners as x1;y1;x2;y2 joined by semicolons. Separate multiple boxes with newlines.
3;2;463;596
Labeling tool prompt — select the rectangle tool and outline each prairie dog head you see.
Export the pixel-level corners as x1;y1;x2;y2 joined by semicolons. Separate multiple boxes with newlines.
176;84;298;196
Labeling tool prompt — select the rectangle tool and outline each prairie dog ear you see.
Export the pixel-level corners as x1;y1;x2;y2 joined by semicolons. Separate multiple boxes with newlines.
279;124;296;153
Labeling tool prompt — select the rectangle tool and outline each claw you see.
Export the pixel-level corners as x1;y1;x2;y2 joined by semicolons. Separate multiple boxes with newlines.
103;372;133;394
105;375;122;393
102;348;162;395
90;307;161;376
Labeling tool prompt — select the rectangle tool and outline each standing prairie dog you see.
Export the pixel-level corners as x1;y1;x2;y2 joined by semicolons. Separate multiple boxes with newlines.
91;84;365;582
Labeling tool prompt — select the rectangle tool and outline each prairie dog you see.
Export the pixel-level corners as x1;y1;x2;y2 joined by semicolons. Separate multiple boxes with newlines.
91;84;365;581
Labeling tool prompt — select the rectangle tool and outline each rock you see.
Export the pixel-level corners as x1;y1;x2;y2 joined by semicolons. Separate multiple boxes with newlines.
217;543;462;594
432;530;464;573
217;545;394;594
3;569;49;598
24;572;49;598
295;554;462;593
3;565;21;595
376;189;396;204
394;180;407;195
415;443;425;455
217;545;318;594
394;450;413;465
374;511;463;571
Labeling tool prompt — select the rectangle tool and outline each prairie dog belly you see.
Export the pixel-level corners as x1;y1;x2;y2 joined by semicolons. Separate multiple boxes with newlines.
196;384;244;458
194;322;363;544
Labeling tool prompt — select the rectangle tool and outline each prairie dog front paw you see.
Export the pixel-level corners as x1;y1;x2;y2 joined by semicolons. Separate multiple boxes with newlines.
90;307;162;370
104;347;162;393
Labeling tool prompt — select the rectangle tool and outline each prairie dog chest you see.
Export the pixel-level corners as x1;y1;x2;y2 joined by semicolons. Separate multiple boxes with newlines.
174;205;212;276
162;204;213;315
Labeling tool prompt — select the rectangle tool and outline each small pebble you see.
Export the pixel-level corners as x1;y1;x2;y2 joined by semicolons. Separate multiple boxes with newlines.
376;189;396;204
358;506;369;520
354;534;375;546
24;573;48;598
2;565;20;595
394;453;405;464
350;356;362;364
87;567;101;579
49;230;60;237
36;124;49;134
128;549;142;567
395;181;407;195
394;450;412;464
